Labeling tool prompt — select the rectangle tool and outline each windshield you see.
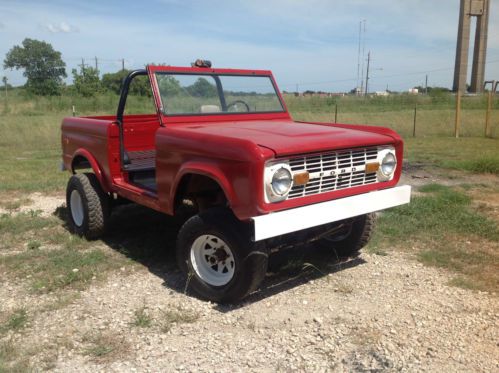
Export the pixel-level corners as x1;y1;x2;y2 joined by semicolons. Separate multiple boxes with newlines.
154;73;285;115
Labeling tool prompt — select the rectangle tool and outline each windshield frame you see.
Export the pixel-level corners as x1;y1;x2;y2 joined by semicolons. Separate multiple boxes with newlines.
151;69;287;118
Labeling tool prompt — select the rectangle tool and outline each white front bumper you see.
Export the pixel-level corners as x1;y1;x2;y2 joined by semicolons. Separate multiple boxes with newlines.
252;185;411;241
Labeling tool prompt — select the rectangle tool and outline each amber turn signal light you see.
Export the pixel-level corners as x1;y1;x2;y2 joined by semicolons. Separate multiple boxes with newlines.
293;172;310;186
365;162;380;174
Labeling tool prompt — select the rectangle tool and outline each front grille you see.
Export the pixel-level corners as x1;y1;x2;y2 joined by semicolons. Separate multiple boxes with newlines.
287;147;379;199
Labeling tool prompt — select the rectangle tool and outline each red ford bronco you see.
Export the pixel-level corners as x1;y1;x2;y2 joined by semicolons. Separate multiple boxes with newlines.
61;61;411;302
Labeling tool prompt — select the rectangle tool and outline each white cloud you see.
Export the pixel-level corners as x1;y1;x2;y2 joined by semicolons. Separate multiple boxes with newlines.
44;21;78;33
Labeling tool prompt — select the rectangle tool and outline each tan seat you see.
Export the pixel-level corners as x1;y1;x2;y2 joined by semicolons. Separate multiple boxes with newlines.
200;105;221;113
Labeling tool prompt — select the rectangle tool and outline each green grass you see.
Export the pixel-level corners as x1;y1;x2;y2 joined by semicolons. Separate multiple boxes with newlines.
159;307;199;333
131;306;153;328
0;309;28;333
370;184;499;292
83;340;115;359
377;185;498;242
0;198;32;211
0;247;125;293
82;332;129;362
404;137;499;174
0;211;130;293
444;157;499;175
0;211;56;237
0;208;133;295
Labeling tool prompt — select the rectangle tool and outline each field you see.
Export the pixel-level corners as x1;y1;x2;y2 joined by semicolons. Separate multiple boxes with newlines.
0;91;498;371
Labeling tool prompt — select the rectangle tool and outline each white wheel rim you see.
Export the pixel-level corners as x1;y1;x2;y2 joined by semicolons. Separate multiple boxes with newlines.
70;189;84;227
190;234;235;287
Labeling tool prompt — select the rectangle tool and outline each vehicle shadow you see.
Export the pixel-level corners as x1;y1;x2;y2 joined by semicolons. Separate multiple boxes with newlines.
55;203;367;309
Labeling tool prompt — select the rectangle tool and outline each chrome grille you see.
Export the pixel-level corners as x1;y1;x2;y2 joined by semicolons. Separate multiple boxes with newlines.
287;147;379;199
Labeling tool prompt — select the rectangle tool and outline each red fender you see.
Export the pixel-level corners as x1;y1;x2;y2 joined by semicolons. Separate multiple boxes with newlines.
71;148;110;192
169;162;237;215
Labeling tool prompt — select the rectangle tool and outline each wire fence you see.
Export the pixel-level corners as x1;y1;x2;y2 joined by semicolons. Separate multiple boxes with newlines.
1;88;498;139
286;94;499;139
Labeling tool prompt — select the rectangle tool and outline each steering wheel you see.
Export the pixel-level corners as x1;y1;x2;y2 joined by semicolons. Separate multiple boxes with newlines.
226;100;251;112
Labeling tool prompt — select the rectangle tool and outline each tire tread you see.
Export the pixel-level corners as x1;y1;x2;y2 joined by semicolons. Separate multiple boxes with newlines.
66;173;109;240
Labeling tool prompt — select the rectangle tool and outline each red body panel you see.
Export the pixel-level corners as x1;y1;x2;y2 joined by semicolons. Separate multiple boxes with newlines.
61;65;405;221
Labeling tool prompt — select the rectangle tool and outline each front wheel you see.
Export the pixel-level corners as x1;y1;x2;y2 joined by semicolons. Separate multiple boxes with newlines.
176;208;268;303
316;213;376;257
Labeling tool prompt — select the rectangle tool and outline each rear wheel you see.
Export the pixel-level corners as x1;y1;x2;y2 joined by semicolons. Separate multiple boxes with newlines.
317;213;376;257
66;173;110;240
176;208;268;303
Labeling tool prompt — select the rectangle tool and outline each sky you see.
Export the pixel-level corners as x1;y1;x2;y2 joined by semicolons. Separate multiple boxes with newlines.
1;0;498;93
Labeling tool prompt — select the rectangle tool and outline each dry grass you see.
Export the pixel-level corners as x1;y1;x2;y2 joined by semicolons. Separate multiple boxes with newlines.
158;306;200;333
0;309;28;334
131;306;153;328
0;339;31;373
82;331;131;362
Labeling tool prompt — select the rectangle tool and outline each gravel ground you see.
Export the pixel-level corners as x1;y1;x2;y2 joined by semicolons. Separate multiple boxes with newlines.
1;171;498;372
3;247;498;372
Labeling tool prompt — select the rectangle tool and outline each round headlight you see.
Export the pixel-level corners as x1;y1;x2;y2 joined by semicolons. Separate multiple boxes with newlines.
381;152;396;177
271;168;292;196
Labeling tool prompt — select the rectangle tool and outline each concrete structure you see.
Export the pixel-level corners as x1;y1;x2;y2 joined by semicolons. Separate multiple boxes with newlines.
453;0;491;93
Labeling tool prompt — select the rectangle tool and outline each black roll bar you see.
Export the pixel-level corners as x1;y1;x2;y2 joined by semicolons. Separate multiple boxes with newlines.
116;69;147;169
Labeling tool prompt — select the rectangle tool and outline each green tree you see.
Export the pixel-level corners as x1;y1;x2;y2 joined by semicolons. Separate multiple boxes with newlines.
3;38;66;95
102;69;151;96
72;66;101;97
187;78;217;97
157;75;181;96
102;70;129;94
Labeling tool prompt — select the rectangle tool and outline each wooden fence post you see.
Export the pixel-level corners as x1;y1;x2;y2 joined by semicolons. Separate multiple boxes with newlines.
485;91;493;138
454;93;461;138
484;80;497;138
413;104;417;137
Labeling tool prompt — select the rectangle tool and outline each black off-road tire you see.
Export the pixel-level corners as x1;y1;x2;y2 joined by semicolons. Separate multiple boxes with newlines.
66;173;110;240
318;213;376;258
176;208;268;303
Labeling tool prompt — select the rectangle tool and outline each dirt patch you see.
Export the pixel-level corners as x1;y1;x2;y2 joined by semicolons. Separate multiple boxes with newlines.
0;192;64;217
469;188;499;224
400;162;499;190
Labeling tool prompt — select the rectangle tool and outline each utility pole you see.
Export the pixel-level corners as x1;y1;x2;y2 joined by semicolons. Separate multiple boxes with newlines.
365;51;371;97
356;20;362;94
94;56;99;72
78;58;86;72
121;58;125;71
425;74;428;95
360;20;366;95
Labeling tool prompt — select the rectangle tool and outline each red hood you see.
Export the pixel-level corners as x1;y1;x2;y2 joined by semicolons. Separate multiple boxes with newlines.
177;120;395;156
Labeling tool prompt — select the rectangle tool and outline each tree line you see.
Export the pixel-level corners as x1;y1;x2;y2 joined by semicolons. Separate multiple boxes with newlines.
3;38;150;97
